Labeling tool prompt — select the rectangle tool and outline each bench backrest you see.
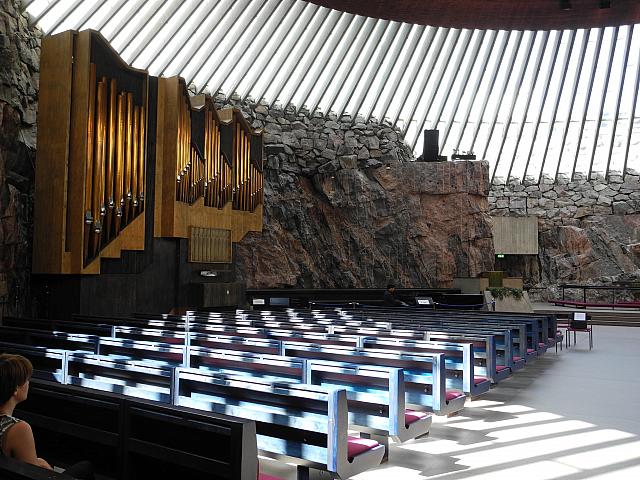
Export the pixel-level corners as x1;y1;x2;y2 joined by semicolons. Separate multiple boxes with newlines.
15;379;258;479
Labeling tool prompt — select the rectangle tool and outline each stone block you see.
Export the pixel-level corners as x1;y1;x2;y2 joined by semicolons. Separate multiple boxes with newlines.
264;122;282;134
281;132;299;147
339;155;358;169
320;149;336;160
509;199;526;209
575;206;592;218
263;133;281;144
314;138;328;149
592;205;612;214
293;129;306;139
613;201;635;215
358;146;370;160
597;195;613;206
366;135;380;149
300;138;314;150
527;208;546;216
345;136;358;148
317;159;339;174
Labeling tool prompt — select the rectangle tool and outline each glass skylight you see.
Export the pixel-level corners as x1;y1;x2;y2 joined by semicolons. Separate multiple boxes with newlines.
22;0;640;183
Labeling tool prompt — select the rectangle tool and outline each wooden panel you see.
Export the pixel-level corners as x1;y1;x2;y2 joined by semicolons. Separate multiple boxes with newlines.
154;76;179;238
188;227;232;263
82;213;146;274
67;30;92;273
492;216;539;255
32;32;74;274
171;200;262;241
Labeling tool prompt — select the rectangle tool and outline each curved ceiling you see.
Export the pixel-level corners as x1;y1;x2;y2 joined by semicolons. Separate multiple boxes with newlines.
309;0;640;31
22;0;640;183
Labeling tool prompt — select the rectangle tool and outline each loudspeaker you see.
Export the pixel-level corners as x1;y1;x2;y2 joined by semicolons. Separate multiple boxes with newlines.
423;130;439;162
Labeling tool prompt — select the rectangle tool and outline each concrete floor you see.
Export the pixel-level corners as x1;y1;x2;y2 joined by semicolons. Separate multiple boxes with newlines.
260;325;640;479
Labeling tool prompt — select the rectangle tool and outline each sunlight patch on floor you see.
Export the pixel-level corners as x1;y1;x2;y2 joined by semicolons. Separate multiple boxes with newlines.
455;429;635;468
555;440;640;470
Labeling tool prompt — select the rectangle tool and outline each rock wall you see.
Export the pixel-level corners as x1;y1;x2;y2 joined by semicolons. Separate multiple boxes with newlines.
0;0;40;315
227;100;495;288
490;172;640;299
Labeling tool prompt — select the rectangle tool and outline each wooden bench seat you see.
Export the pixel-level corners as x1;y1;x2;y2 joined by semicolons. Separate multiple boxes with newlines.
15;379;259;479
174;369;385;479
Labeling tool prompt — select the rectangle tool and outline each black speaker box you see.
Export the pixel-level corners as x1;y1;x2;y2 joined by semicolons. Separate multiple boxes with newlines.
423;130;439;162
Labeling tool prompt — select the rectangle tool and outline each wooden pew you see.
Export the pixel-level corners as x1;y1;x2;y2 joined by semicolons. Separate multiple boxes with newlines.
0;457;73;480
55;345;431;449
15;379;258;479
305;360;432;444
280;342;464;415
174;368;385;479
0;326;97;353
189;351;432;445
2;316;114;337
0;342;68;383
111;327;482;396
360;337;492;397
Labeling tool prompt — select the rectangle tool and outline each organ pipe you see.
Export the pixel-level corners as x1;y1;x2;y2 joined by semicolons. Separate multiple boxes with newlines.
82;63;146;265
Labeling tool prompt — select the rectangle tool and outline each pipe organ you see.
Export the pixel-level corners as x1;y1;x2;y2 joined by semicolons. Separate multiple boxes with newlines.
83;68;146;265
220;109;264;213
33;30;263;275
202;100;233;209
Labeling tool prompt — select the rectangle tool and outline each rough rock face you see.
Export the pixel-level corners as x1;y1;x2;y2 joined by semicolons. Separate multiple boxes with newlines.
0;0;41;314
490;173;640;300
231;100;494;288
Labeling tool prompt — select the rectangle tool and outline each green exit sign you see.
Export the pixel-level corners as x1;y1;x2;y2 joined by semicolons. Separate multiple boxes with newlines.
496;254;505;258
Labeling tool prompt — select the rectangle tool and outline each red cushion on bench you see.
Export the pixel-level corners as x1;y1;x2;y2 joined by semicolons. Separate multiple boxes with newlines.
527;348;535;354
496;365;508;372
404;409;429;426
539;342;547;348
347;436;380;459
259;474;285;480
474;376;488;385
446;390;464;401
513;356;521;362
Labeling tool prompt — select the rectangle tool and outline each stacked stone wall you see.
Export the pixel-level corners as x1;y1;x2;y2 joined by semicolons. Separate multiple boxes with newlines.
489;172;640;300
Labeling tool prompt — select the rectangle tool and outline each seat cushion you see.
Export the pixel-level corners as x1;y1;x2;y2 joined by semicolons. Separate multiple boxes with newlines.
405;409;429;426
527;348;535;354
513;356;522;362
474;376;488;385
259;475;285;480
539;342;547;348
446;390;464;401
496;365;508;372
347;436;380;460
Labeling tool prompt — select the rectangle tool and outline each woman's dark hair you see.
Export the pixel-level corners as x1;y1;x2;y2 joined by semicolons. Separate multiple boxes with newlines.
386;284;395;290
0;354;33;405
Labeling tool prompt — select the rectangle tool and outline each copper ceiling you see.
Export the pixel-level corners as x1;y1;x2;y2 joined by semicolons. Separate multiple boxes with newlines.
308;0;640;30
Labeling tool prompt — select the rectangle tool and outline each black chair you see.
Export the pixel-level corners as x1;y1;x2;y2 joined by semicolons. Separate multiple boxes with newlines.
566;312;593;349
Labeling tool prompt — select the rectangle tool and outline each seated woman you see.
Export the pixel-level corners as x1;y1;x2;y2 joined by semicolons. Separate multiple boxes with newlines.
0;354;93;479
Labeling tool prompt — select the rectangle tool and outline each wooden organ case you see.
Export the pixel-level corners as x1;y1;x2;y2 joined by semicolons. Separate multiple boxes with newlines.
32;30;263;315
33;30;148;274
154;78;263;242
